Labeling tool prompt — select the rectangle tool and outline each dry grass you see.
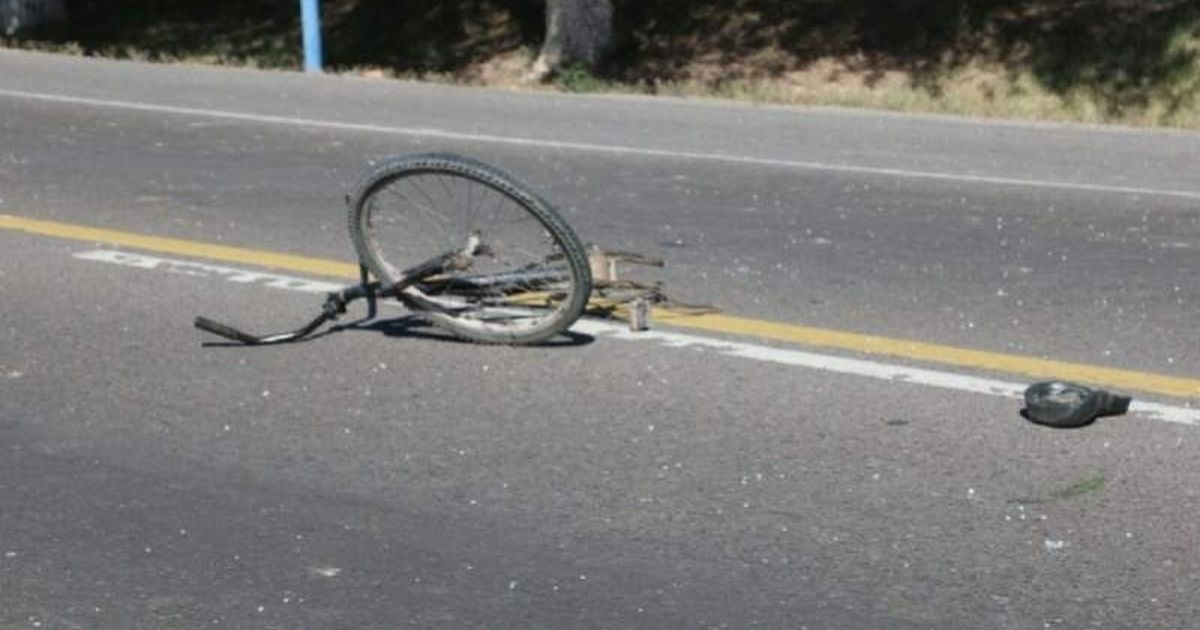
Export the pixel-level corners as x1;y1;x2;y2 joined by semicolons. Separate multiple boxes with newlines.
646;59;1200;128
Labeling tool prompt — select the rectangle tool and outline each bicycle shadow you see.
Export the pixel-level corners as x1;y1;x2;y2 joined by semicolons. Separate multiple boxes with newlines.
199;315;595;349
346;316;596;348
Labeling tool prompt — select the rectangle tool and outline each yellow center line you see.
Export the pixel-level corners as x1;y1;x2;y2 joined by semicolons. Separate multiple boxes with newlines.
4;212;1198;399
653;312;1199;398
0;214;362;278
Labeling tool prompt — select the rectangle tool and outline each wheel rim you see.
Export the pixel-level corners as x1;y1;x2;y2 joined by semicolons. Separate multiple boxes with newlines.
359;168;582;338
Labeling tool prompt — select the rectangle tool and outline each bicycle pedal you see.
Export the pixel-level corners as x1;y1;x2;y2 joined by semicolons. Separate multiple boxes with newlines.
628;298;651;332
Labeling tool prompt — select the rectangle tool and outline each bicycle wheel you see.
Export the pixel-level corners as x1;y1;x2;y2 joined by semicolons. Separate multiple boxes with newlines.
348;153;592;345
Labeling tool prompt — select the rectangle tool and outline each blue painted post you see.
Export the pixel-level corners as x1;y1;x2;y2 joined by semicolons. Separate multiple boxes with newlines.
299;0;323;73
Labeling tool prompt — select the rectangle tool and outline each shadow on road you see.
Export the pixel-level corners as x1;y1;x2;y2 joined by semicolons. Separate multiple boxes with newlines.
199;315;596;349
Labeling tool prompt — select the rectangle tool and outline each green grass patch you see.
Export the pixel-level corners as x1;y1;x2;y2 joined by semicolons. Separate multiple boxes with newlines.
1051;473;1107;500
556;63;607;93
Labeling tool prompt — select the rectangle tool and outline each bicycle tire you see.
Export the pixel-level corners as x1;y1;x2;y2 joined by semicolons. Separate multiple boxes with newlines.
348;153;592;345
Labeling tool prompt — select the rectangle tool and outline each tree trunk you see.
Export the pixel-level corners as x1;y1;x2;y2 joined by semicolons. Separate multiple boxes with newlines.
1;0;66;36
529;0;613;80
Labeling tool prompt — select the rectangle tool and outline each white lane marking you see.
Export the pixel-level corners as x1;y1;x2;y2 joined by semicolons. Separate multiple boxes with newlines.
73;248;1200;425
72;249;343;293
5;87;1200;201
571;320;1199;426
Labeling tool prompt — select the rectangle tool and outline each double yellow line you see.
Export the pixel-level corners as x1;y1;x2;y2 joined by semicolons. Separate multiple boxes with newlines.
3;213;1197;399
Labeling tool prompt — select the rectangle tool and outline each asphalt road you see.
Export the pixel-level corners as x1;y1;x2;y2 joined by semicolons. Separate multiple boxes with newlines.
1;50;1199;629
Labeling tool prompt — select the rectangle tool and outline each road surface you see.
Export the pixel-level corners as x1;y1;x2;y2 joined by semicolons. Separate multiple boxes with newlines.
1;50;1198;629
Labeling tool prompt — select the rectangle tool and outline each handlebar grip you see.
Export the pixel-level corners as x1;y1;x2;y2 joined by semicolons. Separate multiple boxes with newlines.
194;316;261;345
